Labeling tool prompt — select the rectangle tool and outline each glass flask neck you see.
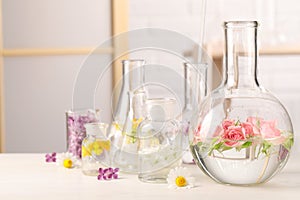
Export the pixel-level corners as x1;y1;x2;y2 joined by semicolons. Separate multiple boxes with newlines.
113;59;146;124
223;21;259;90
122;59;146;92
183;63;208;110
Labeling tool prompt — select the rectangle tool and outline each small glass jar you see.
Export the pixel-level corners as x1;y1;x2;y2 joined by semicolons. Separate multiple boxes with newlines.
81;123;111;176
66;109;100;159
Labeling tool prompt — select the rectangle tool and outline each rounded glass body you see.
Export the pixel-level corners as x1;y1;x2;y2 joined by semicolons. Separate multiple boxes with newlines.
190;21;294;185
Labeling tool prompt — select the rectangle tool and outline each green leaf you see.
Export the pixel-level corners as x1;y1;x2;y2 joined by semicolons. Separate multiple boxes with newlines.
213;142;223;150
208;141;223;156
283;136;294;151
196;142;203;148
242;141;253;148
235;120;241;126
236;141;252;152
262;141;272;156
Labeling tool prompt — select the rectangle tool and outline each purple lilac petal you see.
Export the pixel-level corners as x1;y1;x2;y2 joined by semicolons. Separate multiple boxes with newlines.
112;173;118;179
114;168;119;173
45;153;57;163
97;167;119;181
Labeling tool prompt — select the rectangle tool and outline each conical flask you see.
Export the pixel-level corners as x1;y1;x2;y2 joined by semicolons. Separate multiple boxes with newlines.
109;59;147;173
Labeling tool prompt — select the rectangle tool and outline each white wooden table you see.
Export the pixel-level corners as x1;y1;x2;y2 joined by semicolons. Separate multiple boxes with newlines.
0;154;299;200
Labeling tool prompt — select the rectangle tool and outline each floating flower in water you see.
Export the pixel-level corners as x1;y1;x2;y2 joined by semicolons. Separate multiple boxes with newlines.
194;117;294;157
167;167;195;189
45;152;56;163
97;167;119;180
57;152;80;169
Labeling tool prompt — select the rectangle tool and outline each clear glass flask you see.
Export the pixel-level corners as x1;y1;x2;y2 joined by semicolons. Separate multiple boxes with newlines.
190;21;294;185
109;59;148;173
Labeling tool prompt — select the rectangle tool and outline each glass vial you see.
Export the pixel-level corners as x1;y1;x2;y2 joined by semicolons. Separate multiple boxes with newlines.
82;123;110;176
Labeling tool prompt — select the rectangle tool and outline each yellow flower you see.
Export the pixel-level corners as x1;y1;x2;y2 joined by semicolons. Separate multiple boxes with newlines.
97;140;111;151
82;140;111;157
113;122;122;131
167;167;195;189
175;176;187;187
82;145;91;157
57;152;80;169
132;118;143;130
92;142;103;155
63;159;73;168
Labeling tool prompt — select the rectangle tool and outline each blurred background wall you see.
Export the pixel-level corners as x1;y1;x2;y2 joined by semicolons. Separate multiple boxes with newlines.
1;0;299;153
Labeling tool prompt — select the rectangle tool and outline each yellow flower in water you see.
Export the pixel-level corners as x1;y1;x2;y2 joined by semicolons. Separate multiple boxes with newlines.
98;140;111;151
132;118;143;130
113;122;122;131
82;140;111;157
175;176;187;187
63;159;73;168
82;145;91;157
92;141;103;155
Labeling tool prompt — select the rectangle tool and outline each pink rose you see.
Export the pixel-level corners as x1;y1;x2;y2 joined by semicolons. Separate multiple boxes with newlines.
246;117;262;135
241;122;254;137
260;120;281;139
246;117;281;139
222;126;246;147
222;119;235;130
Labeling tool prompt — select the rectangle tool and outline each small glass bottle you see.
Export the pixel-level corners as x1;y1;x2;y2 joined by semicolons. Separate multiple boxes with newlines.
82;123;110;176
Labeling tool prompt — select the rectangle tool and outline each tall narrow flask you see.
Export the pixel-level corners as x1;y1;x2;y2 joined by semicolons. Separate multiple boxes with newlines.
109;59;147;173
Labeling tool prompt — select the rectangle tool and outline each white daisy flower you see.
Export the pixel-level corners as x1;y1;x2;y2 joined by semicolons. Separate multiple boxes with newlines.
56;152;81;169
167;167;195;189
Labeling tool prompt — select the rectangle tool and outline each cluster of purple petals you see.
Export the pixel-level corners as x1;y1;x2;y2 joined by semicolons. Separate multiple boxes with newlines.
67;110;98;158
45;152;56;162
97;168;119;180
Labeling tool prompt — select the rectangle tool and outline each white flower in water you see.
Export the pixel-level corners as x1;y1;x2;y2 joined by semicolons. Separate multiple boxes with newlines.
167;167;195;189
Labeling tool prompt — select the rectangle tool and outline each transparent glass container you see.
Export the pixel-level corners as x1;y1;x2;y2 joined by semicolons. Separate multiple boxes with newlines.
109;59;148;173
82;123;110;176
182;63;208;163
190;21;294;185
138;98;184;183
66;109;100;158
